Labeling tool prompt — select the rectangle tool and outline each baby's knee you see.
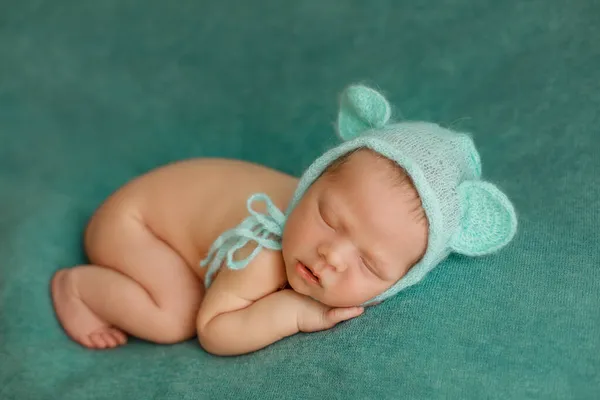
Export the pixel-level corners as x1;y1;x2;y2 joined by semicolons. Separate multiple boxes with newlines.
152;308;199;344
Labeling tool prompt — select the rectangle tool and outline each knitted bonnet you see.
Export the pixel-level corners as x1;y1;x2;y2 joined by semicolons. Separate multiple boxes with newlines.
200;84;517;306
284;84;518;305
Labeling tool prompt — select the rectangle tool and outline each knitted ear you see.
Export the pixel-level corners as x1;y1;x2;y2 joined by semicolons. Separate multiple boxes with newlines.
450;181;517;256
337;85;391;141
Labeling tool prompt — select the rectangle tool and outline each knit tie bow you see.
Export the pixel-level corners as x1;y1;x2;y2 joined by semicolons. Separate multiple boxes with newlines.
199;193;285;287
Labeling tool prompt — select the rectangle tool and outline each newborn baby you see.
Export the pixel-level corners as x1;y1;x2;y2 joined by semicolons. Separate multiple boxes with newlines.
51;85;517;355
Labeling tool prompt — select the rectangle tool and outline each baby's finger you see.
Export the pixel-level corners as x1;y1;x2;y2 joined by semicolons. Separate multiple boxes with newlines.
328;307;364;324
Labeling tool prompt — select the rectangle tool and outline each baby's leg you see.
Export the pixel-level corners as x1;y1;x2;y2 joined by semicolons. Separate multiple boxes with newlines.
51;212;203;349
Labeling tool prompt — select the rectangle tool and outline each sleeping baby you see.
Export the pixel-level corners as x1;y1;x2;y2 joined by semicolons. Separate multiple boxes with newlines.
51;85;517;355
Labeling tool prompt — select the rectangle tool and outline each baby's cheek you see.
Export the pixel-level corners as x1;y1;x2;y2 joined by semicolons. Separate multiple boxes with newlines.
348;274;387;303
285;210;307;237
292;221;317;250
329;275;364;304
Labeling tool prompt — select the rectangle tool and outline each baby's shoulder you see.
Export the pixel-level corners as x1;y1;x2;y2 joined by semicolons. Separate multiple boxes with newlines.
210;245;288;301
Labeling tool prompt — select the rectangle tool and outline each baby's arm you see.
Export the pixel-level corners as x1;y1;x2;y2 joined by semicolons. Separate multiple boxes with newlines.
196;250;362;356
196;249;299;355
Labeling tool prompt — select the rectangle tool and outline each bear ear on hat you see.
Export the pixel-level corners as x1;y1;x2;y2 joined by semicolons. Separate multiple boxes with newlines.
450;181;517;256
336;85;391;141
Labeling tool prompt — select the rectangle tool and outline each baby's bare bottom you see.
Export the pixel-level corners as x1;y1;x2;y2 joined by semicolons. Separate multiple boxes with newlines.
51;206;204;349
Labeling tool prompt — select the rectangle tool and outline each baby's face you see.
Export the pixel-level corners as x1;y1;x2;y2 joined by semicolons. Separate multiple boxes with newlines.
282;150;429;307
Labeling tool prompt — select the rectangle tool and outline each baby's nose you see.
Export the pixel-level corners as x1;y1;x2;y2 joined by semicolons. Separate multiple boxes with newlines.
318;241;351;272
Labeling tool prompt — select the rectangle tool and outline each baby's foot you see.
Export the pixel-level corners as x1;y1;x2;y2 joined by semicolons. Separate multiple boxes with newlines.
51;269;127;349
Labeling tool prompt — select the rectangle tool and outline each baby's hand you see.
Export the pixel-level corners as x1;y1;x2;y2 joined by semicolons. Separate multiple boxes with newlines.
295;294;364;333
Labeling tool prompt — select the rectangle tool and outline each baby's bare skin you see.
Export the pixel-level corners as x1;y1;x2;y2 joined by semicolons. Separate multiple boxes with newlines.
52;151;427;354
51;158;298;349
97;158;299;277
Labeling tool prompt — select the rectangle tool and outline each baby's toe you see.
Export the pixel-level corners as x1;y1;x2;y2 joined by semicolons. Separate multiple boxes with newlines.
89;332;108;349
78;334;94;348
101;332;118;348
109;328;127;345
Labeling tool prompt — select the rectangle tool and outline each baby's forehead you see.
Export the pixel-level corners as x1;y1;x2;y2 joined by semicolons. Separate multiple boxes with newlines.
318;149;428;223
323;150;413;189
316;154;430;268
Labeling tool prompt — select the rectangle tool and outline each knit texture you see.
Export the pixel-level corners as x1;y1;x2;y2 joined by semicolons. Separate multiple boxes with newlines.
2;1;599;398
286;85;518;304
199;85;518;305
200;193;284;286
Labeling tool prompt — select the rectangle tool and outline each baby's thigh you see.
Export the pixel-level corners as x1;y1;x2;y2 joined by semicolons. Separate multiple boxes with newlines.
84;205;204;314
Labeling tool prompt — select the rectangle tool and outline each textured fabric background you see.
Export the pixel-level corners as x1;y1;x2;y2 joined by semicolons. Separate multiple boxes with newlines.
1;1;598;399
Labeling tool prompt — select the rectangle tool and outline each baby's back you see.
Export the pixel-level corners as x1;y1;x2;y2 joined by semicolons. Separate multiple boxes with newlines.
87;158;298;279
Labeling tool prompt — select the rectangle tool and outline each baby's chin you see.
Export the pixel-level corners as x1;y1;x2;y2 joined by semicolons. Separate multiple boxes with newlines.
283;263;325;301
284;268;311;297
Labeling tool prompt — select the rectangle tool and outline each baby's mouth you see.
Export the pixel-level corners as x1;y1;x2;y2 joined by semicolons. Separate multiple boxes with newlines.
306;264;320;282
297;261;321;285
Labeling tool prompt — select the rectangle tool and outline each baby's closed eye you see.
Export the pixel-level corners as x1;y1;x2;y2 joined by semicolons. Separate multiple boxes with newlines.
318;200;335;230
359;256;379;277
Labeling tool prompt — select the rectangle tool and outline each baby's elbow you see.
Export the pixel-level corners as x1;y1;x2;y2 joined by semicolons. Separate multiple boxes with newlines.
196;317;217;354
197;328;218;355
196;318;232;356
197;331;217;355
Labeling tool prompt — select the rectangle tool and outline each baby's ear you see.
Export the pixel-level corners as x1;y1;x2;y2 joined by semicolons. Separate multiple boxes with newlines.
336;85;391;140
450;181;517;256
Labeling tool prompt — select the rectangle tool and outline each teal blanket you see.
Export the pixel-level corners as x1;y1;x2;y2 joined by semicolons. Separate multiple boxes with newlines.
1;1;598;398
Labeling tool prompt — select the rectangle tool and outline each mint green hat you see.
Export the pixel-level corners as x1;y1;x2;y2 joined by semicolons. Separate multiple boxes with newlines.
200;84;517;306
284;85;518;304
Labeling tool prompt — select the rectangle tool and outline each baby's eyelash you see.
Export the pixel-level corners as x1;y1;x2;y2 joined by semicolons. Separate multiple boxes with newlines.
360;257;372;271
318;201;334;229
360;256;381;278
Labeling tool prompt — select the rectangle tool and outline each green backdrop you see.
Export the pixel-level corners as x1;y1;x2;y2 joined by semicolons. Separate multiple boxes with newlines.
1;1;598;398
